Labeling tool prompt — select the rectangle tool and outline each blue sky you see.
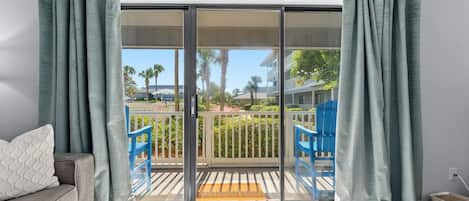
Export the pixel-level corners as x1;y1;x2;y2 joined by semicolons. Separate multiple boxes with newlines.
122;49;273;92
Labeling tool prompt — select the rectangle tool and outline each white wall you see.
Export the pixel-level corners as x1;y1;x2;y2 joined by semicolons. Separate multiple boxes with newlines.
0;1;39;140
1;0;469;198
420;0;469;198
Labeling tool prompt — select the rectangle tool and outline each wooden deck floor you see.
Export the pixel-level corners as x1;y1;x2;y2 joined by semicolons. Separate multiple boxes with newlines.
136;168;334;201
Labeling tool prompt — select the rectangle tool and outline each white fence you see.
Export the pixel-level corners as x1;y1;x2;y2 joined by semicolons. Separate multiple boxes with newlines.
129;111;315;168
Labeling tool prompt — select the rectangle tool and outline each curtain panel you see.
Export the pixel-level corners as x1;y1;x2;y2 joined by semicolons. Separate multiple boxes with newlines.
38;0;131;201
335;0;422;200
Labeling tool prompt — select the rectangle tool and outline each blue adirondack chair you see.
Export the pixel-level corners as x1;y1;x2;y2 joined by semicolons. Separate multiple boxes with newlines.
125;105;153;193
294;100;337;200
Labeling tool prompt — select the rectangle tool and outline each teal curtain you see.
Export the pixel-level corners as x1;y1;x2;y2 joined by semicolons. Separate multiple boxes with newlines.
38;1;130;201
335;0;422;201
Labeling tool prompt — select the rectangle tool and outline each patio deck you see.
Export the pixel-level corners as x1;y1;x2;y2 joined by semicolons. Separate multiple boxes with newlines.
130;111;334;201
136;167;334;201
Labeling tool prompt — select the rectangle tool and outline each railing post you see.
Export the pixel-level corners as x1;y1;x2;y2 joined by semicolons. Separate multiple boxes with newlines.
284;112;295;167
204;113;213;166
130;111;309;167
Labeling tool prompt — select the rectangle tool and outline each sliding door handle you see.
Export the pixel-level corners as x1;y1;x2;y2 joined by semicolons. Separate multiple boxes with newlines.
191;95;198;118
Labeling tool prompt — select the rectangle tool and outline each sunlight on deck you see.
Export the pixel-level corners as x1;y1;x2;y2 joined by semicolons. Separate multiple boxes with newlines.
136;168;334;201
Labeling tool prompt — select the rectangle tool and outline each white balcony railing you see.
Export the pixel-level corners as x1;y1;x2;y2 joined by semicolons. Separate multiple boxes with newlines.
129;111;315;168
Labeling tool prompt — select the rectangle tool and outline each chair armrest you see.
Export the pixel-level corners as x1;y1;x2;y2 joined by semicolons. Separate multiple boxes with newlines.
294;125;317;139
54;153;94;201
128;126;153;138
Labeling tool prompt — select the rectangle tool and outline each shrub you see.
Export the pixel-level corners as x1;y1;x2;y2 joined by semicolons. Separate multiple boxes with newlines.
249;105;263;111
129;114;281;158
212;115;280;158
286;107;304;112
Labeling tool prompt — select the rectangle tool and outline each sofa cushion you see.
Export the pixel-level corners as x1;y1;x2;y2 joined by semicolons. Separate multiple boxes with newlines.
54;153;94;201
0;125;59;200
8;184;77;201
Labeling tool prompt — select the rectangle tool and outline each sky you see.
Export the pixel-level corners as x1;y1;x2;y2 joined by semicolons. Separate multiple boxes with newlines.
122;49;274;93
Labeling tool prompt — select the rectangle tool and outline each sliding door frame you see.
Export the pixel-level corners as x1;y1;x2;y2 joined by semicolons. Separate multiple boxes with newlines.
184;6;198;201
121;4;341;201
279;7;286;201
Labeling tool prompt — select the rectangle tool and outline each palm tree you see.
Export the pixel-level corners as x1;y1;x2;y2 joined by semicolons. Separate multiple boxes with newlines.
197;49;217;110
217;49;229;111
123;65;136;82
250;76;262;104
232;88;241;97
153;64;165;94
139;68;154;100
123;65;137;97
245;81;256;106
174;49;180;111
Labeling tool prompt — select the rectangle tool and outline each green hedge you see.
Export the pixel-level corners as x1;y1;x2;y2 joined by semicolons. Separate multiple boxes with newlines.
129;115;280;158
129;109;315;158
212;115;279;158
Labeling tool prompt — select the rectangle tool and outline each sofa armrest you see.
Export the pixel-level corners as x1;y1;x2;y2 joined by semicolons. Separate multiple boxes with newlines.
54;153;94;201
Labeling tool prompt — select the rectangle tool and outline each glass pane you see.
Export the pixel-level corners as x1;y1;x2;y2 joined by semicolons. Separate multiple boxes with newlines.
196;9;281;201
284;11;342;201
122;10;185;201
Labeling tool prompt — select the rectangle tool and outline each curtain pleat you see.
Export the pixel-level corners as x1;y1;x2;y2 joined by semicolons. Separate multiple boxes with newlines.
38;0;131;200
335;0;422;200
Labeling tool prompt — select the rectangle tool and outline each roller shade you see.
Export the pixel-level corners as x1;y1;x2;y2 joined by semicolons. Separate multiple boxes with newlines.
122;10;341;49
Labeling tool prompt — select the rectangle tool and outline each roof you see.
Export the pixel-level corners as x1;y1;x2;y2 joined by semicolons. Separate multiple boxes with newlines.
152;89;176;95
234;92;269;100
138;85;184;93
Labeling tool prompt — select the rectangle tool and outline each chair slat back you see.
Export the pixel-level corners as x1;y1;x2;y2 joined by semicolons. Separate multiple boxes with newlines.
313;100;338;155
125;105;153;193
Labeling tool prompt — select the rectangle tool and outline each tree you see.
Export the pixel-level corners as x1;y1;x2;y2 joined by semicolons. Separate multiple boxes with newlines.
225;93;235;106
207;82;221;104
232;88;241;97
123;65;137;98
174;49;180;111
244;82;256;106
250;76;262;104
244;76;262;105
139;68;154;100
217;49;229;111
290;49;340;90
123;65;136;83
197;49;217;110
125;80;137;99
153;64;165;94
207;82;220;97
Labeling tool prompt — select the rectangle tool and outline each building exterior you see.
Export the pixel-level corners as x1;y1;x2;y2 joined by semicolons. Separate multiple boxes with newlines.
261;51;337;110
233;92;269;105
135;85;184;101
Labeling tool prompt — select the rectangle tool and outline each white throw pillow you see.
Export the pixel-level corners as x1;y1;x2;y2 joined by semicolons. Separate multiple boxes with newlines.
0;124;59;200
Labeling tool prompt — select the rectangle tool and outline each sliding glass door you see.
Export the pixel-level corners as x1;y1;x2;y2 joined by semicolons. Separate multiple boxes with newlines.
283;10;342;201
196;9;281;201
121;9;186;201
120;5;341;201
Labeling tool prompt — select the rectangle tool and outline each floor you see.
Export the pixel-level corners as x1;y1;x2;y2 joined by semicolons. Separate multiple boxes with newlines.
136;167;334;201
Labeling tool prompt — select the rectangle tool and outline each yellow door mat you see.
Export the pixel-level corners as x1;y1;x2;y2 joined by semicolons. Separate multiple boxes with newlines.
197;182;266;201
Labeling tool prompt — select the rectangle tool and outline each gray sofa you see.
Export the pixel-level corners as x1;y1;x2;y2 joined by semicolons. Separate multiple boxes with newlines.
9;153;94;201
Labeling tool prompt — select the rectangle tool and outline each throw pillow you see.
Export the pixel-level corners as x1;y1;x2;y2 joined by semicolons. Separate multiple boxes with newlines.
0;124;59;200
